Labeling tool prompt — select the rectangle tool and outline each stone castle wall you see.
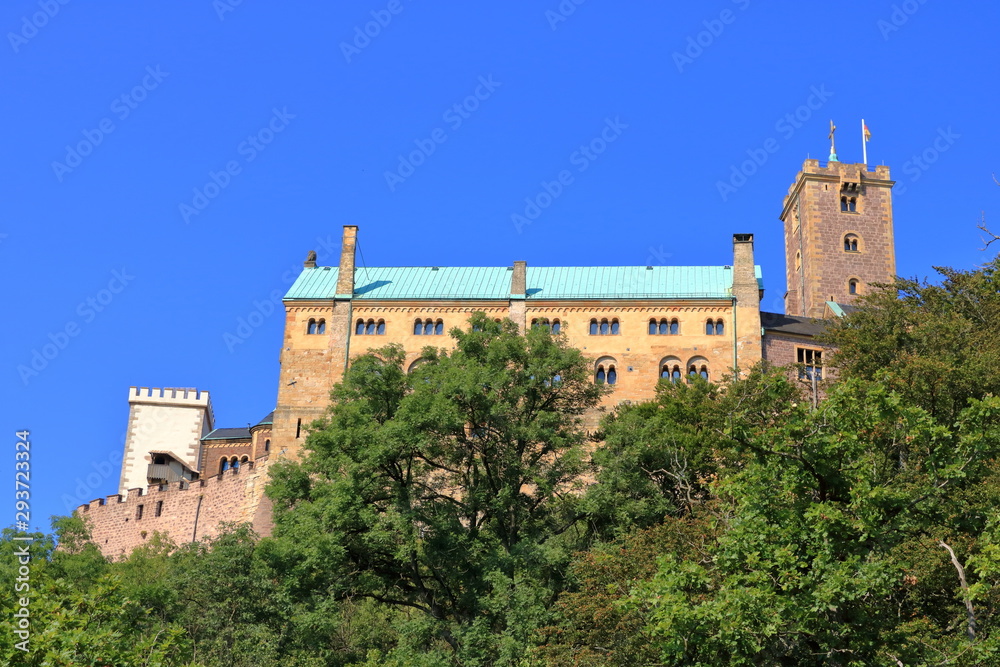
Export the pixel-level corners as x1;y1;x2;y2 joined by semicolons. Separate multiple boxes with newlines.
79;455;274;559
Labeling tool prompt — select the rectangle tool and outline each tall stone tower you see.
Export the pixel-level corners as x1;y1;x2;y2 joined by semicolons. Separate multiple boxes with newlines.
779;159;896;318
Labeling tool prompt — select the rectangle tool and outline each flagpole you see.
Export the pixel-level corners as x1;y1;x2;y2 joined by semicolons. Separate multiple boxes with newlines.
862;118;868;167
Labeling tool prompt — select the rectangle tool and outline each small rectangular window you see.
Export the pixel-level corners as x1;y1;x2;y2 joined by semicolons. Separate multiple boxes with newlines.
296;418;302;439
155;501;163;517
136;504;144;520
797;348;823;380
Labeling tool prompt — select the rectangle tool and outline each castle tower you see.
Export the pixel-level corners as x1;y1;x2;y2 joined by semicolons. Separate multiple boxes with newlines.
779;159;896;318
119;387;214;494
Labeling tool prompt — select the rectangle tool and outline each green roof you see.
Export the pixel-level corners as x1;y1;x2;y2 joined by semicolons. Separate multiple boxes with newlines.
284;265;763;301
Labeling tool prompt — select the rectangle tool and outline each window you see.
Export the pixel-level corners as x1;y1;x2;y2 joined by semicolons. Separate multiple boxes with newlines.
154;501;163;518
307;319;317;334
531;318;562;333
590;318;620;335
797;348;823;381
661;364;681;382
356;319;386;335
715;320;724;336
435;320;444;335
316;319;326;334
414;320;423;335
687;365;709;381
264;439;270;452
841;196;857;212
595;364;617;385
705;319;724;335
220;459;229;474
844;234;859;252
136;505;144;520
849;279;859;295
649;318;679;335
231;457;240;469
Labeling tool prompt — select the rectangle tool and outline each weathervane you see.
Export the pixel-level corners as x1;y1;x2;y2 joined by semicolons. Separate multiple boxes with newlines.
828;120;839;162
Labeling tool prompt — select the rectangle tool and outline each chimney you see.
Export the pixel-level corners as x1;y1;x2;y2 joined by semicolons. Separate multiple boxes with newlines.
335;225;358;298
731;233;762;371
303;250;317;268
511;260;526;297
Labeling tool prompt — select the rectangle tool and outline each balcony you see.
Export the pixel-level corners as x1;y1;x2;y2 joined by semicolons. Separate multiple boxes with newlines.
147;463;187;484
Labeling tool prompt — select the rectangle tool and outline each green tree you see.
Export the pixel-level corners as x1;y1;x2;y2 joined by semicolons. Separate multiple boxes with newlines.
824;256;1000;423
265;314;608;664
635;379;1000;665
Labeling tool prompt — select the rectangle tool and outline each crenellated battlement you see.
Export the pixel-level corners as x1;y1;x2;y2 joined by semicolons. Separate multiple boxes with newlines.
128;386;215;423
81;455;274;558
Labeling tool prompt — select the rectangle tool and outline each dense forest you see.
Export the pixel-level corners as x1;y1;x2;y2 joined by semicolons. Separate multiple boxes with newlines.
6;255;1000;666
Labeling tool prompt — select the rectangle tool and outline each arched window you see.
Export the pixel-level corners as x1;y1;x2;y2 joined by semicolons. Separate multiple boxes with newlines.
423;320;433;335
355;319;365;335
600;319;609;335
699;366;709;380
848;197;857;212
706;320;715;335
610;319;620;335
434;320;444;335
220;459;229;474
231;456;239;469
670;319;679;335
307;319;317;334
849;279;859;295
377;320;385;335
844;234;859;252
316;319;326;334
589;319;598;335
672;367;682;382
414;320;423;335
688;365;698;380
595;365;606;384
365;320;376;335
606;365;617;385
715;320;724;336
551;319;561;333
240;456;249;464
264;439;270;453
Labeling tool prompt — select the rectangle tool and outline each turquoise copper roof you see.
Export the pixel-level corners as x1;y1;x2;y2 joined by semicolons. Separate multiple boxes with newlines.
284;265;763;301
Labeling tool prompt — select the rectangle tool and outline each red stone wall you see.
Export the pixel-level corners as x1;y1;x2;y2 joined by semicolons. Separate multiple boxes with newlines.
78;456;274;559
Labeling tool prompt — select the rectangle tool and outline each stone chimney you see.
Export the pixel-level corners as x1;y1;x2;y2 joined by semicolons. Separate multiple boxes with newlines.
509;260;527;332
335;225;358;298
731;234;762;371
303;250;317;268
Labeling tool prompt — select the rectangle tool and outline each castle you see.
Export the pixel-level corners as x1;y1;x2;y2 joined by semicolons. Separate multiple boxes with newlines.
78;156;897;557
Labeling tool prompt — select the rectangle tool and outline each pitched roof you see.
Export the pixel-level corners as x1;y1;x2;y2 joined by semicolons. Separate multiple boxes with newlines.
760;311;829;337
202;427;251;441
284;265;763;301
255;410;274;426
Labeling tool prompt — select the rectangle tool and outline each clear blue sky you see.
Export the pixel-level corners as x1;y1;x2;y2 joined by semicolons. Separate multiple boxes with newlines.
5;1;999;531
